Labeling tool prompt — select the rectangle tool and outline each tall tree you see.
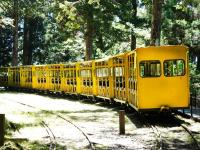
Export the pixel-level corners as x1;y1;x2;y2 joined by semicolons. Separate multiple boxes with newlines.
131;0;137;50
55;1;97;60
12;0;18;66
85;4;94;60
21;0;47;65
23;16;31;65
150;0;163;46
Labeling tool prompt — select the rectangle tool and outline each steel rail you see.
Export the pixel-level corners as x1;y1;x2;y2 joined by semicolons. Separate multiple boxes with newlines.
41;121;57;150
1;96;56;150
174;115;200;150
5;98;95;150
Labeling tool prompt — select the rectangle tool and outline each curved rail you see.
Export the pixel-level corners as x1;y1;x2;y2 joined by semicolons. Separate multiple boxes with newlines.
174;115;200;150
6;98;95;150
150;124;163;149
2;97;56;150
57;115;95;150
41;121;57;150
137;113;164;149
181;124;200;149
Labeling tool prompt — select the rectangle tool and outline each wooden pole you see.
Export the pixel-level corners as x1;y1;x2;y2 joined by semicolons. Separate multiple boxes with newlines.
119;110;125;135
0;114;5;146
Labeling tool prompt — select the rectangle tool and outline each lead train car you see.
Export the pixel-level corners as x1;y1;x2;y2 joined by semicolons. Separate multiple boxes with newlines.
130;45;189;111
0;45;189;111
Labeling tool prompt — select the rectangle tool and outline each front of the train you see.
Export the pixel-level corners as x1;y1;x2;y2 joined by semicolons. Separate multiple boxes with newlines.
136;45;189;111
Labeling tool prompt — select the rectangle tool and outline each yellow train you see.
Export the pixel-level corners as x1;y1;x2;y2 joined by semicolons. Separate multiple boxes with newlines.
0;45;190;111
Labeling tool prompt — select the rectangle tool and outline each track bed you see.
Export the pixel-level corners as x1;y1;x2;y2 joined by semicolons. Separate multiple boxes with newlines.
0;91;200;149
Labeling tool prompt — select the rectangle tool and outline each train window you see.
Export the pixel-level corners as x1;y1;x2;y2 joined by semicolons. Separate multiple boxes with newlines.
115;67;124;77
140;61;161;77
164;59;185;76
80;70;91;77
96;68;109;77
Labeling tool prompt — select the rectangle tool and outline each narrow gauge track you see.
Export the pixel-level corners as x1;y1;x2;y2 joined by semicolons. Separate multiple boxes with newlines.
4;96;95;150
40;121;57;150
2;89;199;150
174;114;200;150
139;113;200;150
138;114;164;150
125;111;165;149
2;97;57;150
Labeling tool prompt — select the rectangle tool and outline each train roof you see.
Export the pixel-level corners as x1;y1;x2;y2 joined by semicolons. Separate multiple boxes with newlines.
135;45;188;51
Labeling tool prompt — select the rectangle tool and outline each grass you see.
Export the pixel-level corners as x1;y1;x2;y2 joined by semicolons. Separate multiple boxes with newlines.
1;140;66;150
5;120;24;136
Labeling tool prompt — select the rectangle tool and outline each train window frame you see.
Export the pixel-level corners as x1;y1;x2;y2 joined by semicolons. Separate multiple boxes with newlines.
163;59;185;77
96;68;109;77
114;67;124;77
139;60;161;78
80;69;92;78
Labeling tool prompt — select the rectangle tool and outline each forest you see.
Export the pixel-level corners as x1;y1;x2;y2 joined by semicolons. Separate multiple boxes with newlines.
0;0;199;74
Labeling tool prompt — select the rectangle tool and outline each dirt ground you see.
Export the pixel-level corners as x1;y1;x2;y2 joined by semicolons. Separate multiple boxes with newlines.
0;91;200;150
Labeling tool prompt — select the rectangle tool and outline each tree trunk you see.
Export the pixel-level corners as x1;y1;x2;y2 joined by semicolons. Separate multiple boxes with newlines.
12;0;18;66
131;0;137;50
23;16;32;65
197;55;200;73
98;33;105;52
150;0;163;46
85;5;93;61
131;32;136;50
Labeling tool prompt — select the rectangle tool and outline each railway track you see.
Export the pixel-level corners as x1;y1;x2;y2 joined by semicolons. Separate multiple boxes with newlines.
0;97;57;150
41;121;57;150
125;112;165;149
3;96;95;150
138;114;164;150
174;114;200;150
137;112;200;150
1;90;199;150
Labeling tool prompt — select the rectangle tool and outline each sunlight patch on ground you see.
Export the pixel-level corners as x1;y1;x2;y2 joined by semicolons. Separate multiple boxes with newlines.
0;93;107;112
1;92;200;149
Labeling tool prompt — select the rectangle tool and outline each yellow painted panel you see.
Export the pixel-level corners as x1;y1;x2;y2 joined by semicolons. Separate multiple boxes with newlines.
136;45;189;110
76;63;81;94
108;58;114;98
92;61;97;96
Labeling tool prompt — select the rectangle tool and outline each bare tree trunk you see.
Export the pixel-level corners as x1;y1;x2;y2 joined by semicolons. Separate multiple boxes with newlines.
150;0;163;46
12;0;18;66
131;0;137;50
85;5;93;61
23;16;32;65
131;31;136;50
197;55;200;73
98;33;104;52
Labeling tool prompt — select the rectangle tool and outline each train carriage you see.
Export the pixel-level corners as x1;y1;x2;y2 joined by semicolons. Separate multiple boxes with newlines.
32;65;48;90
61;63;77;94
95;58;112;99
0;45;189;112
47;64;62;92
130;45;189;111
0;67;8;87
78;61;95;96
8;66;21;88
111;52;128;103
127;51;137;108
20;66;33;89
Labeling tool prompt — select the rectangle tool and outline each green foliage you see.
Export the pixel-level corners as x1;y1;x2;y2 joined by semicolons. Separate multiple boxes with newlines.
0;26;12;66
0;0;199;73
162;0;200;45
189;61;200;95
45;33;85;64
